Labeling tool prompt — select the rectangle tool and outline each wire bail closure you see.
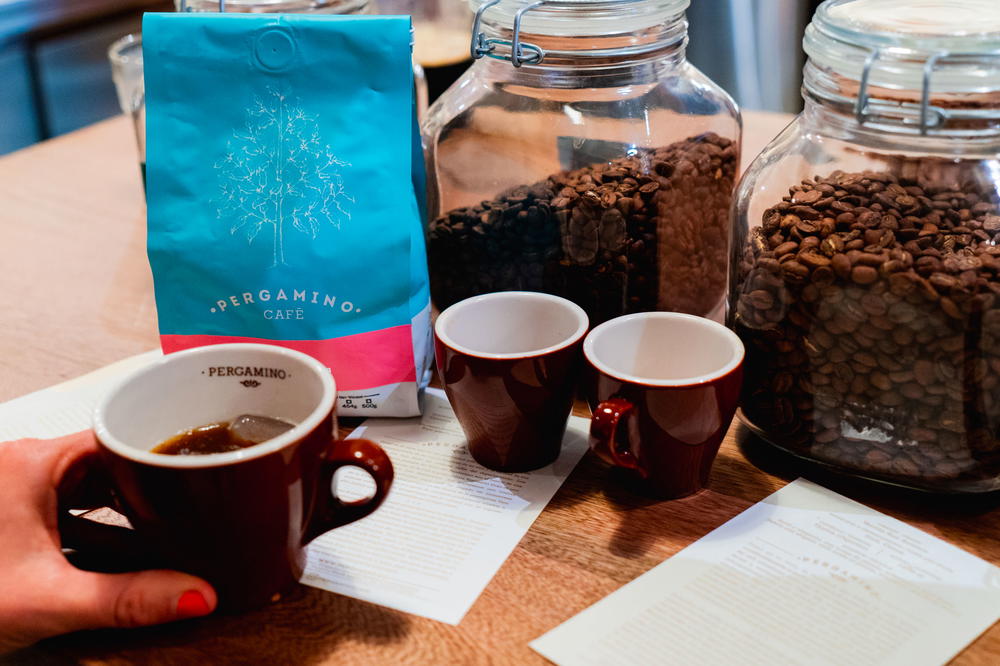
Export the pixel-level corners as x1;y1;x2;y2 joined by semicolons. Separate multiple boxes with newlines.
855;47;1000;135
178;0;227;11
471;0;546;68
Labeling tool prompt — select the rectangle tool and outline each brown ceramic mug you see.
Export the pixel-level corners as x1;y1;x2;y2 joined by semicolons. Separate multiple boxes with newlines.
89;343;393;611
585;313;744;498
434;291;589;472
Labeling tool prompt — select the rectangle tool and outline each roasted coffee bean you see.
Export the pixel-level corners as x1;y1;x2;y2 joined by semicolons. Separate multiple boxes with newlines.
929;273;959;291
888;271;916;296
855;252;884;267
820;236;844;256
811;266;835;286
430;133;736;324
774;242;798;257
782;261;810;283
870;372;892;392
770;373;793;393
851;266;879;284
860;293;887;315
749;290;775;310
800;236;821;252
940;297;962;319
887;302;917;323
831;253;852;279
792;189;822;205
734;166;1000;487
797;252;829;270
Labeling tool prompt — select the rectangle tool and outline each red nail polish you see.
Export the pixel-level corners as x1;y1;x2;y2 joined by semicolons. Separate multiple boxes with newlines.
176;590;212;619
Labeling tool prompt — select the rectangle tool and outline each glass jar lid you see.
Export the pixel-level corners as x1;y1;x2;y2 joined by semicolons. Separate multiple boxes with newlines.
469;0;689;66
804;0;1000;135
178;0;368;13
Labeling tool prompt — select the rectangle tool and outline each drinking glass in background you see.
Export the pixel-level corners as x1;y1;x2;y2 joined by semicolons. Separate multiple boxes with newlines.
106;1;425;193
108;33;146;188
371;0;472;103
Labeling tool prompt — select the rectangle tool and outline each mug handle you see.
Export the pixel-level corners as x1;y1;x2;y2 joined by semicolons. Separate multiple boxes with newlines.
303;438;394;545
590;398;647;478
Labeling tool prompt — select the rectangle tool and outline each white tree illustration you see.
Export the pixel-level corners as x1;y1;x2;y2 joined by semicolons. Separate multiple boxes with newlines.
215;87;353;267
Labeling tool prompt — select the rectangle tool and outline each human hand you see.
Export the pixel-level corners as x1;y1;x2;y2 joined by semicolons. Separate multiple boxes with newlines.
0;431;216;653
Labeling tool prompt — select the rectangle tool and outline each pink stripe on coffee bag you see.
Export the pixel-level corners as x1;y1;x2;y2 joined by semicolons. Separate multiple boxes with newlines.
161;326;417;390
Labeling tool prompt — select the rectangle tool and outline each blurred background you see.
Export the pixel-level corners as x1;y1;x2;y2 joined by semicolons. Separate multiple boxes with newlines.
0;0;822;156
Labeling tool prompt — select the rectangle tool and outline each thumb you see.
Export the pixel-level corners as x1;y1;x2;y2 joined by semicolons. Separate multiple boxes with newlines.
62;568;217;632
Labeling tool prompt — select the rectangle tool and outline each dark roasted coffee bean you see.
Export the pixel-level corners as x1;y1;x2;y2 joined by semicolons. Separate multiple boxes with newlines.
749;290;775;310
774;241;798;257
913;360;935;386
851;266;878;284
792;189;822;205
870;372;892;392
799;252;831;269
812;266;835;286
430;133;737;324
782;261;810;283
734;165;1000;486
821;235;844;256
940;297;962;319
929;273;959;291
831;253;852;279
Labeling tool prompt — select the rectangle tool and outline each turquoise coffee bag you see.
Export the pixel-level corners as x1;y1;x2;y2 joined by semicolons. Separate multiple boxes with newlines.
143;13;431;416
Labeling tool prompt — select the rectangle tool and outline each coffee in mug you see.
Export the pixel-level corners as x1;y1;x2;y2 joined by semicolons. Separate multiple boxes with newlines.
88;343;394;610
152;415;295;455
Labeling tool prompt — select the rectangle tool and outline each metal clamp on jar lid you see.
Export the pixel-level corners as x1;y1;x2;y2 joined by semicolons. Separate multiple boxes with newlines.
804;0;1000;136
468;0;689;68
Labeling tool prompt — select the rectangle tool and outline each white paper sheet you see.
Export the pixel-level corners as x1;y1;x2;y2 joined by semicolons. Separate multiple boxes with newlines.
301;388;590;624
531;478;1000;666
0;357;589;626
0;351;163;440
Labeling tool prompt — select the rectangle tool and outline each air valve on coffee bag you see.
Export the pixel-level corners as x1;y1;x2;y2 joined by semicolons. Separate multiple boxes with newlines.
143;13;432;416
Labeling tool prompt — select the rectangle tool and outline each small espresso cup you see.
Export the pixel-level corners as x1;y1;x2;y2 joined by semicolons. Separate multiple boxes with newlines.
435;291;589;472
584;312;744;498
91;343;393;610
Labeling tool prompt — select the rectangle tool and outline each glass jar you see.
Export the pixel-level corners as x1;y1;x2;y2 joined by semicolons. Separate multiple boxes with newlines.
109;33;146;184
372;0;473;104
423;0;740;326
730;0;1000;492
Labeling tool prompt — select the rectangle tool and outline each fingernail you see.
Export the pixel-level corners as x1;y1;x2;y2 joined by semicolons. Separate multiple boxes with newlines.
176;590;212;619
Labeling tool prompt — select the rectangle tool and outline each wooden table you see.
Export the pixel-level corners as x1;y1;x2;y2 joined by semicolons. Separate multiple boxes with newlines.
2;112;998;665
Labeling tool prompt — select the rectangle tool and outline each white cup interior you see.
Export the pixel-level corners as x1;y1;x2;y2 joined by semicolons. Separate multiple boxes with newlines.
584;313;744;385
435;291;589;358
94;344;334;467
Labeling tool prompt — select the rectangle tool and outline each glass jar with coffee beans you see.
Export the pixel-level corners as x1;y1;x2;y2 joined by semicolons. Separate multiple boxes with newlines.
423;0;740;325
730;0;1000;492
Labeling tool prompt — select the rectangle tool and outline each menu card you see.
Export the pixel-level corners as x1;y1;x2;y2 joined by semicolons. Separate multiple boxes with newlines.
531;478;1000;666
302;388;589;624
0;354;589;626
0;351;164;441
